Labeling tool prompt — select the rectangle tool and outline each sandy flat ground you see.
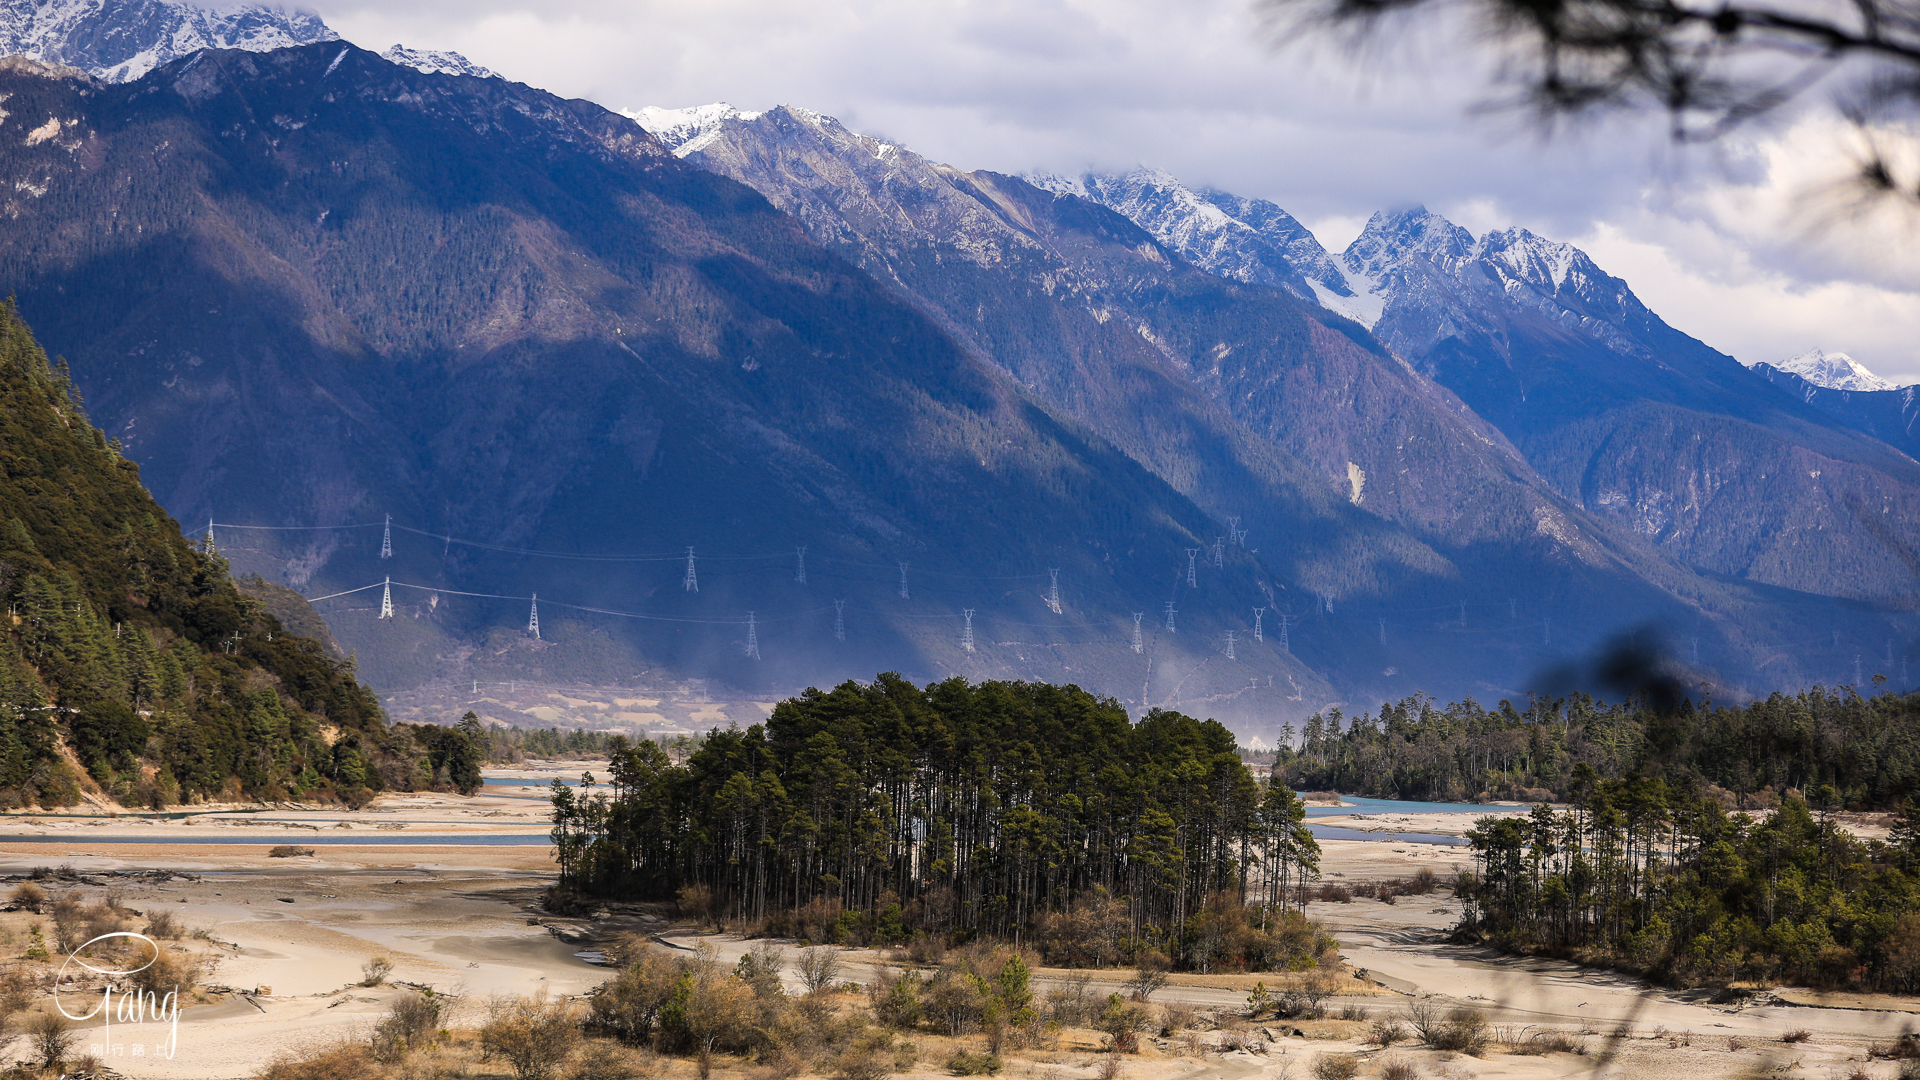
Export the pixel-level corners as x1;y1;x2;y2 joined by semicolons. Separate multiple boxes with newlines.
0;772;1907;1080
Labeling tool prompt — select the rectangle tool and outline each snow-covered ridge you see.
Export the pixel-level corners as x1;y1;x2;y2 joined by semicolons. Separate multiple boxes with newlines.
1026;167;1361;318
380;44;494;79
1758;349;1904;392
0;0;336;82
628;102;763;157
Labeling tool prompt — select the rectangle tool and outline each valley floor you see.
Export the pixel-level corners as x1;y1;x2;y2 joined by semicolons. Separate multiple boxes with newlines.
0;772;1906;1079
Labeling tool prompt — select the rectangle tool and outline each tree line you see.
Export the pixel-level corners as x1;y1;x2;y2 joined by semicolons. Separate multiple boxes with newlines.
550;673;1325;971
1276;688;1920;809
1462;775;1920;991
0;302;454;807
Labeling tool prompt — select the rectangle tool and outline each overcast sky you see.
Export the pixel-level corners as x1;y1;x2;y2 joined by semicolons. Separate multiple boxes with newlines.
316;0;1920;384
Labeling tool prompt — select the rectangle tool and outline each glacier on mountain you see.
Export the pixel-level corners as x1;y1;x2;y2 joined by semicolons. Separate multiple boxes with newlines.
0;0;335;82
1757;348;1903;392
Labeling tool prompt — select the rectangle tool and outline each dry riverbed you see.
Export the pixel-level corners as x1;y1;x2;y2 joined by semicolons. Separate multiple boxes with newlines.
0;770;1905;1079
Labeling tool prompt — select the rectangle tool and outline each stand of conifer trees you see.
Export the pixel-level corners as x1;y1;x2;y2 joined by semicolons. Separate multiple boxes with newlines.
549;674;1324;970
1278;689;1920;809
1461;777;1920;991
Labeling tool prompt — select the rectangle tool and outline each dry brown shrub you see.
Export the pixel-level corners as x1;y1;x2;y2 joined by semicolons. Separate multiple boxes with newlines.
144;908;184;940
570;1040;647;1080
1781;1028;1813;1043
29;1012;75;1069
1379;1059;1420;1080
373;989;451;1062
257;1043;385;1080
9;883;44;913
1310;1052;1359;1080
1366;1017;1407;1046
482;992;582;1080
130;945;213;995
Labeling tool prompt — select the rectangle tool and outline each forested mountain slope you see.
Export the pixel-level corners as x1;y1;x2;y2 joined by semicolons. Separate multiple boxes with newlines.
1750;363;1920;463
0;46;1348;728
0;301;405;806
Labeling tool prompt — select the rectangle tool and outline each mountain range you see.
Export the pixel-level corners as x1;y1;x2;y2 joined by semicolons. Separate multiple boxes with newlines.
1035;169;1920;605
0;2;1911;734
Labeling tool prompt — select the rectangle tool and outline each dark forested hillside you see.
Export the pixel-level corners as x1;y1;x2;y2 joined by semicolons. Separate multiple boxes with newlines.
552;673;1328;971
0;301;436;806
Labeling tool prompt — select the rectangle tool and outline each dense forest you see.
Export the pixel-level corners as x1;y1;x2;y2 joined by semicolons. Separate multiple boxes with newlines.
1276;688;1920;809
1461;778;1920;991
550;674;1329;972
0;303;449;807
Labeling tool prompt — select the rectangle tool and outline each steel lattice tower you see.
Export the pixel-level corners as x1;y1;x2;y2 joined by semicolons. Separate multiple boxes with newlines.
1132;612;1144;654
380;577;393;620
962;609;975;653
683;548;698;592
381;514;392;560
528;593;540;640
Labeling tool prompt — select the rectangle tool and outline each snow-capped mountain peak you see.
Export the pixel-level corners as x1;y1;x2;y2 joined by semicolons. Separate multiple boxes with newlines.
628;102;763;157
1341;206;1475;278
379;44;495;79
1026;166;1357;315
0;0;337;83
1478;227;1591;292
1760;349;1902;392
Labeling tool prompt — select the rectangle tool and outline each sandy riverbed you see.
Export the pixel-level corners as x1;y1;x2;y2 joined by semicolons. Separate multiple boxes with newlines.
0;771;1905;1080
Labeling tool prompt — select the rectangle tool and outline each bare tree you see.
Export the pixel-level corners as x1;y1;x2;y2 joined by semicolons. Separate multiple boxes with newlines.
1260;0;1920;204
30;1013;74;1070
796;946;842;994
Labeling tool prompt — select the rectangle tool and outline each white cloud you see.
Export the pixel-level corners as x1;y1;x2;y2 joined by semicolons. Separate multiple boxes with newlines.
312;0;1920;385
